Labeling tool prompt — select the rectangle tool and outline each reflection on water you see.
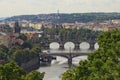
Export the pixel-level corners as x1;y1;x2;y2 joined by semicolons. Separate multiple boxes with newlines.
37;64;67;80
37;56;87;80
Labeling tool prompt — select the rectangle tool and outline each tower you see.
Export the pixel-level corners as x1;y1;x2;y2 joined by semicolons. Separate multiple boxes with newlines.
56;9;60;25
14;21;21;34
14;21;21;37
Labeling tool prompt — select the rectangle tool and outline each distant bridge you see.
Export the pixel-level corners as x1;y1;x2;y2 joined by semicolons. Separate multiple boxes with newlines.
41;41;99;50
39;50;93;67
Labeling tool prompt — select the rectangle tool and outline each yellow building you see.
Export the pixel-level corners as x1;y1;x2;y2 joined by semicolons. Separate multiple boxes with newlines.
103;27;109;32
29;23;35;28
34;23;42;29
0;32;9;47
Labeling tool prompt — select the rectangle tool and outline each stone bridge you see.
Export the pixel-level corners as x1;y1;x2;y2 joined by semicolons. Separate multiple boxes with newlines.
39;51;92;68
41;40;99;50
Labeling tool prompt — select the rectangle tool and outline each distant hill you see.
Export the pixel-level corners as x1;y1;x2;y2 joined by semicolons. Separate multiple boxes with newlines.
5;13;120;23
0;17;6;21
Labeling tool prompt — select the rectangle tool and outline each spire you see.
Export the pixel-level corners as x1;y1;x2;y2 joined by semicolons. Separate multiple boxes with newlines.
57;9;60;24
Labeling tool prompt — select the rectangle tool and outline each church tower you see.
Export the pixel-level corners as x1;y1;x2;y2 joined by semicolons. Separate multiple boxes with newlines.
14;21;21;37
14;21;21;33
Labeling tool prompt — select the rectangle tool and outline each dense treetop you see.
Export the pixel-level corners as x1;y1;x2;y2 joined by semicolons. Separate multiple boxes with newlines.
40;27;101;44
0;62;44;80
62;29;120;80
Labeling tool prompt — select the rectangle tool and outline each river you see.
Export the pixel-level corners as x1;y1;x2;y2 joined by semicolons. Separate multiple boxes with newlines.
37;42;98;80
37;56;87;80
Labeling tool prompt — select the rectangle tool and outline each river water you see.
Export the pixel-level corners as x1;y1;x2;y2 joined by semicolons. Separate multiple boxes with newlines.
37;55;88;80
37;42;98;80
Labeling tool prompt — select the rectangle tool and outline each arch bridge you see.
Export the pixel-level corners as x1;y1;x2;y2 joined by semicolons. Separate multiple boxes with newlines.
39;51;92;67
41;40;98;50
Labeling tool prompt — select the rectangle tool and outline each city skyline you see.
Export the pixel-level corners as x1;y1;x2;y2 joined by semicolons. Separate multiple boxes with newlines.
0;0;120;17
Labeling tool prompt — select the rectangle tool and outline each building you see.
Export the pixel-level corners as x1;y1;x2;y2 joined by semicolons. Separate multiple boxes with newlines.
7;21;15;28
34;23;42;30
20;20;29;27
0;32;9;47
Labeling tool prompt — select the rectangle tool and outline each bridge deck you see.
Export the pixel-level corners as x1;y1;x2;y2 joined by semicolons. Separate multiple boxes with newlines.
40;50;94;58
42;50;94;54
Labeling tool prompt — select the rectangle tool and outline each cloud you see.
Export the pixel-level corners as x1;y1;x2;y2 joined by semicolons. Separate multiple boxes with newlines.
0;0;120;17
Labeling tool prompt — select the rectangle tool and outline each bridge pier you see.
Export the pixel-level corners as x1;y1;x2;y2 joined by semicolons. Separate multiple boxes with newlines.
74;43;79;50
59;43;64;50
39;55;56;66
89;43;95;50
67;52;72;68
68;58;72;68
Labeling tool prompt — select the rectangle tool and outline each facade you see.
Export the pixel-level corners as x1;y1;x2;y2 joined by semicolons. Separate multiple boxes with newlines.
0;32;9;47
34;23;42;29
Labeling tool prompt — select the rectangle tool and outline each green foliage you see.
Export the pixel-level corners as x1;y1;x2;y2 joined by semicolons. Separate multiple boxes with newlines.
4;25;13;32
8;46;22;58
25;71;45;80
0;62;25;80
11;44;41;65
17;34;27;41
0;45;9;63
32;44;41;53
22;41;32;49
0;45;9;53
62;29;120;80
62;69;75;80
12;50;30;65
0;62;44;80
43;28;101;42
0;51;7;61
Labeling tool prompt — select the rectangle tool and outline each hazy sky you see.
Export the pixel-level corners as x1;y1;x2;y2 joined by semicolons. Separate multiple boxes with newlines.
0;0;120;17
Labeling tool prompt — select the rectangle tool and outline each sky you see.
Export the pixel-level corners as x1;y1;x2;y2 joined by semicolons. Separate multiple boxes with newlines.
0;0;120;17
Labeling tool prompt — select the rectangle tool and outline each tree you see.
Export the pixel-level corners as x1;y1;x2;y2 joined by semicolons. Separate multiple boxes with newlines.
0;44;9;53
17;34;27;41
0;62;25;80
12;50;30;65
62;29;120;80
0;51;7;61
22;41;32;49
25;71;45;80
0;45;8;63
62;69;75;80
0;62;45;80
31;44;41;54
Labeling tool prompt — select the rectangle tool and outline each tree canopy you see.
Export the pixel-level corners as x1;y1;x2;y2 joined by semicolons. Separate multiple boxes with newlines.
62;29;120;80
25;71;45;80
0;62;25;80
0;62;44;80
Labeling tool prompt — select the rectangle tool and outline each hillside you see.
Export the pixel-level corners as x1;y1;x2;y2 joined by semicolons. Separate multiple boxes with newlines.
5;13;120;23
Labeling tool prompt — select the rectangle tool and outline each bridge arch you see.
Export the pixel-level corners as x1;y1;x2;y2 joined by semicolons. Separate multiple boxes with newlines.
72;56;87;65
49;42;60;50
79;42;90;50
47;41;97;50
64;42;75;50
51;56;67;65
94;42;99;50
73;56;87;60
